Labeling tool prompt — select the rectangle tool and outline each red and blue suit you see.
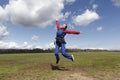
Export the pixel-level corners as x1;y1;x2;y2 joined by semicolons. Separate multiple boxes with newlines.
55;20;80;64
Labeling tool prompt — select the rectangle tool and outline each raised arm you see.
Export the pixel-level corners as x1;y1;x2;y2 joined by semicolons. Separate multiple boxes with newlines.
56;19;60;30
64;30;80;35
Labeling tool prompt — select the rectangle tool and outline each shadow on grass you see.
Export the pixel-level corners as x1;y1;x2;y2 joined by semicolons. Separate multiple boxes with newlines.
50;64;70;71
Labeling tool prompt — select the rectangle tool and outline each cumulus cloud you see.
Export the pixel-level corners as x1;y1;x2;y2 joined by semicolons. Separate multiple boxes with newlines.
0;0;65;27
22;42;33;49
0;0;77;28
65;0;76;3
0;6;7;22
22;42;41;49
112;0;120;7
0;41;42;49
92;4;98;10
0;25;9;40
68;23;75;29
45;42;55;49
0;41;18;49
31;35;39;41
96;26;103;31
67;45;78;49
62;12;71;21
73;9;100;26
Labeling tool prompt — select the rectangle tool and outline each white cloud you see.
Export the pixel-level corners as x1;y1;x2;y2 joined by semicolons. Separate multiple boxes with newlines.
62;12;71;21
92;4;98;10
87;47;107;50
31;35;39;41
0;41;18;49
96;26;103;31
0;6;7;22
64;0;76;5
68;23;75;29
22;42;40;49
65;0;76;3
0;0;65;27
22;42;32;49
0;25;9;40
73;9;100;26
67;45;78;49
112;0;120;7
44;42;55;49
0;41;42;49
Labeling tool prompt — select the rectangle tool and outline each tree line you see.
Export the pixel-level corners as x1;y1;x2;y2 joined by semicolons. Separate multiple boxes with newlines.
0;48;54;54
0;48;119;54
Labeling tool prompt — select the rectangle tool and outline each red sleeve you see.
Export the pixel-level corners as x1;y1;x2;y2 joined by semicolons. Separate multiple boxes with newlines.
56;20;60;30
64;30;80;34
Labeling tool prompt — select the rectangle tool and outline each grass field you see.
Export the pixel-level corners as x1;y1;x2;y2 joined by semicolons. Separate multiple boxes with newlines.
0;52;120;80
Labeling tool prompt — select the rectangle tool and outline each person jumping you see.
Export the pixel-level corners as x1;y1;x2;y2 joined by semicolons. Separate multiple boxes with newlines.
54;19;80;64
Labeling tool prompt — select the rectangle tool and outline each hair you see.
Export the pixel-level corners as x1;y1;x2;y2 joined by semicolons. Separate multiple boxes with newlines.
64;24;67;29
62;24;67;30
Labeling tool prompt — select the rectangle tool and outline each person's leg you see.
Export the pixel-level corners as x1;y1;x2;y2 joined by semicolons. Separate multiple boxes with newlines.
54;44;60;64
61;43;72;59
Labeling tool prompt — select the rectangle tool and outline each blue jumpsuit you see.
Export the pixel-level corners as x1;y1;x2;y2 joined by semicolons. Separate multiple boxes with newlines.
55;29;72;64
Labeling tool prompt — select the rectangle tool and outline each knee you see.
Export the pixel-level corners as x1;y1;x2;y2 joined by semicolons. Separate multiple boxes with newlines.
61;50;66;56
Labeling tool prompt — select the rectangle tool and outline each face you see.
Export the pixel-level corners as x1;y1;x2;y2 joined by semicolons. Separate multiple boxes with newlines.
62;24;67;30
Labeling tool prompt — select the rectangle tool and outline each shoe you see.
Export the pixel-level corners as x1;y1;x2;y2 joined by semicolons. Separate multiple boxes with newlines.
71;55;74;62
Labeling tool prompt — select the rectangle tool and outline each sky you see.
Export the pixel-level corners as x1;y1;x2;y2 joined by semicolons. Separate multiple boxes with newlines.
0;0;120;50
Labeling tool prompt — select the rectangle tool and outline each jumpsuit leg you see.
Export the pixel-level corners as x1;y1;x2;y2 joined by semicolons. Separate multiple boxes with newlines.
54;44;60;64
61;43;72;59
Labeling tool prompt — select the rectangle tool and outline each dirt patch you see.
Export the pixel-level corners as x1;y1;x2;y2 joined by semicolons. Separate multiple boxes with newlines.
54;72;94;80
64;73;93;80
50;64;94;80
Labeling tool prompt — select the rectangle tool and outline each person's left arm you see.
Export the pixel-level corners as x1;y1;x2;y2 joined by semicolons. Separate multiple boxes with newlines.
64;30;80;35
56;19;60;30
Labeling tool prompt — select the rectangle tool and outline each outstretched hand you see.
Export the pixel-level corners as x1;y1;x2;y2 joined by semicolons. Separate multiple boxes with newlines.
56;19;58;21
76;32;80;35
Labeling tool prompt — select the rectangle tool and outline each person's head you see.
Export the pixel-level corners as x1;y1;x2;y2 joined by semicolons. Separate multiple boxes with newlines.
61;24;67;30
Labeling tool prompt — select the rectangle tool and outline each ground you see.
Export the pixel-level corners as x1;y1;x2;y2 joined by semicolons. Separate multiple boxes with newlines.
0;52;120;80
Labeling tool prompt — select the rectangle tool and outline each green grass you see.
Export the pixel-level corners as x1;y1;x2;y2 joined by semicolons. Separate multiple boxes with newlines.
0;52;120;80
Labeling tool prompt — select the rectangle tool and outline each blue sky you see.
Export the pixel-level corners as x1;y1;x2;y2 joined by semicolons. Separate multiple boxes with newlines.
0;0;120;50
